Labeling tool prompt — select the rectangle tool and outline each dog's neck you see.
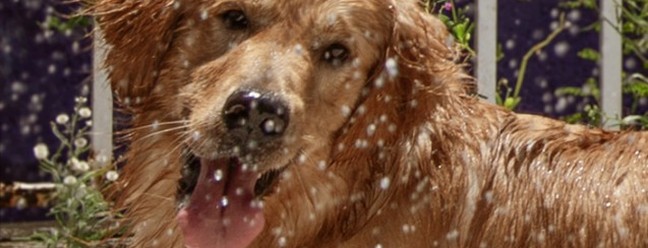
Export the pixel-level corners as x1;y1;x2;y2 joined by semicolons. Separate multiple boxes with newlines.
258;74;493;246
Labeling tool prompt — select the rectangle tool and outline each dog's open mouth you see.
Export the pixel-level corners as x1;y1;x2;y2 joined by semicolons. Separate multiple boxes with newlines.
176;155;284;248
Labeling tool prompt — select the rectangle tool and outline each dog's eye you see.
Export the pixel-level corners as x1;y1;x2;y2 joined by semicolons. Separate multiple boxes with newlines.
323;43;350;66
221;10;249;30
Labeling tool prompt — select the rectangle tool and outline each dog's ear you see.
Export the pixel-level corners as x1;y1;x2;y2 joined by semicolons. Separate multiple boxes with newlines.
337;0;472;141
93;0;181;101
385;0;472;96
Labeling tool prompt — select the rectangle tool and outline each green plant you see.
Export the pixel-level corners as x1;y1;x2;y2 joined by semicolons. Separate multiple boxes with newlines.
424;0;476;61
562;0;648;69
31;97;122;248
556;0;648;129
497;13;568;110
44;15;91;33
554;75;648;129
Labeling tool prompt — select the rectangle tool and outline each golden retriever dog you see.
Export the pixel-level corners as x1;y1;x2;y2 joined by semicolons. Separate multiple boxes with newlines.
92;0;648;247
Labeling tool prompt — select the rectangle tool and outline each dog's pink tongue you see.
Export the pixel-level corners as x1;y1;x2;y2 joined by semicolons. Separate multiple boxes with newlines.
177;158;264;248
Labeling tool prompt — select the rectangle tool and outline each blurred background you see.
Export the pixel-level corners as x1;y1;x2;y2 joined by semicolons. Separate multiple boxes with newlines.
1;0;646;226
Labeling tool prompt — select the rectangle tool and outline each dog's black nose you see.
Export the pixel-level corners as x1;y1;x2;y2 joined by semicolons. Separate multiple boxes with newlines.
222;90;289;141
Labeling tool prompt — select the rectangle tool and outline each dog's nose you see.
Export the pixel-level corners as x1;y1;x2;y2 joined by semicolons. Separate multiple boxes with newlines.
222;90;289;141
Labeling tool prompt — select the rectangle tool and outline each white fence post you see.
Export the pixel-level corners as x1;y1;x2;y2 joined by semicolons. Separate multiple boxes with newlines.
600;0;623;129
92;29;113;165
477;0;498;103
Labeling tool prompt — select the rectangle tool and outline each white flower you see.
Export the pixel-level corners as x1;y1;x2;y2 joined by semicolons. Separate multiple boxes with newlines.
55;114;69;124
105;170;119;181
70;158;89;172
75;96;87;103
78;107;92;118
74;137;88;148
63;175;77;185
33;143;49;160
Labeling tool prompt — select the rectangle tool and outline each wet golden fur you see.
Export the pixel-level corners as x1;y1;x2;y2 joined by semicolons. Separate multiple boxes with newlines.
93;0;648;247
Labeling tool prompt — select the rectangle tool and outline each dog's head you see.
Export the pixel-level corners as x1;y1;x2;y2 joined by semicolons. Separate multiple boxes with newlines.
96;0;469;247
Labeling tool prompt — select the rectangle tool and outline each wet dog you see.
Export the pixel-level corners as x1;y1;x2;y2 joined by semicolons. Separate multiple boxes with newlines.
94;0;648;247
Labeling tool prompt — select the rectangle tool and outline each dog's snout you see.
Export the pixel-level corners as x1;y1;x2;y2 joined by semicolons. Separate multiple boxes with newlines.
223;90;289;141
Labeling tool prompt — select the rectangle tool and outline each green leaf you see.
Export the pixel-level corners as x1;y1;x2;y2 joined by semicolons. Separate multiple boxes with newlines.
452;23;467;43
503;97;521;110
577;48;599;61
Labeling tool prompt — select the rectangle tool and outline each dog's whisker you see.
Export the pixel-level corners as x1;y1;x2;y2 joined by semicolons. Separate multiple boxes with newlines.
131;125;191;143
124;120;188;132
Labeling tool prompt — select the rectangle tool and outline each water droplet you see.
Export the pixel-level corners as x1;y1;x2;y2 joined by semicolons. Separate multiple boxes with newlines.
248;140;259;149
379;177;391;189
554;41;569;57
374;77;385;88
294;44;304;55
341;105;351;117
385;58;398;78
263;119;276;133
317;160;327;170
200;10;209;20
484;191;494;203
221;196;229;207
151;120;159;130
402;224;412;233
388;124;397;133
214;169;223;181
192;131;201;141
446;229;459;240
298;154;307;164
379;114;388;123
278;236;287;247
337;143;346;151
357;105;366;115
409;99;418;108
355;139;368;148
366;124;376;136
